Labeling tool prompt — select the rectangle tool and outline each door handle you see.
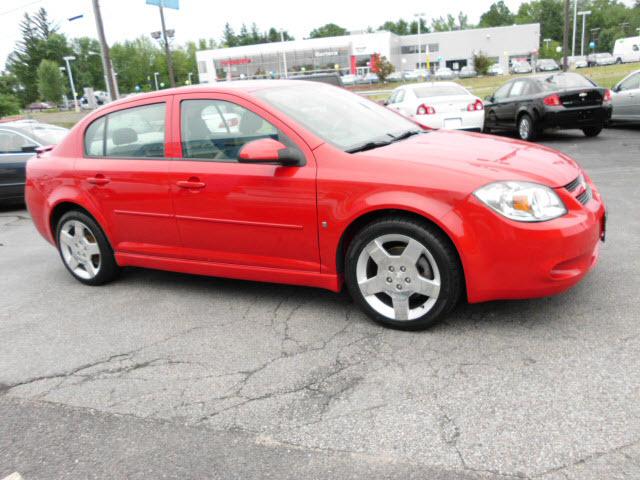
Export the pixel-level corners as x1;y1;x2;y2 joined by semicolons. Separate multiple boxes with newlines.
87;175;110;186
176;179;206;189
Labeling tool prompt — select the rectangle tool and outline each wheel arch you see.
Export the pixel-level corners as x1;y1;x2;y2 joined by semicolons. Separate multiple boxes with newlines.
49;199;113;249
335;208;467;297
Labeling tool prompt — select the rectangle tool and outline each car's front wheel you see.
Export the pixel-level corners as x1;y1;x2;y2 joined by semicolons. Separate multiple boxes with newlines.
582;126;603;137
56;211;119;285
345;218;463;330
517;113;538;141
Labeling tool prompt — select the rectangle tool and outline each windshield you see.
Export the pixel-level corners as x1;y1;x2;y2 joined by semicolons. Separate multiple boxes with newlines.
255;83;420;152
537;73;595;90
413;85;467;97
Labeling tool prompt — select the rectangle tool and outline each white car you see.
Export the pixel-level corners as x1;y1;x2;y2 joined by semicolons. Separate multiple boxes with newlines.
385;81;485;131
386;71;403;82
613;36;640;64
588;53;616;66
488;64;505;76
341;74;357;86
511;60;533;74
434;67;455;80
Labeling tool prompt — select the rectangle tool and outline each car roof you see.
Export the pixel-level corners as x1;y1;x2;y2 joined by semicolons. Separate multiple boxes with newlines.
411;81;460;88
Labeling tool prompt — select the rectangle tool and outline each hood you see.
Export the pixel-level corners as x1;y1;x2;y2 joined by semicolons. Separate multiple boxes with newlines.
357;130;580;189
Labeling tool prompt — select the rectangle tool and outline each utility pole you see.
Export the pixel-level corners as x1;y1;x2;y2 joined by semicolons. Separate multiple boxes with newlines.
578;10;592;56
414;13;425;71
280;30;288;78
562;0;570;71
91;0;118;101
62;56;79;112
572;0;578;57
158;5;176;88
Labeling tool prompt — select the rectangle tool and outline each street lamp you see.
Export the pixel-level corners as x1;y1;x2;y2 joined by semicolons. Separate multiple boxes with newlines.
62;56;79;112
414;12;426;72
154;72;160;90
578;10;592;56
544;38;552;50
187;72;193;84
280;29;288;79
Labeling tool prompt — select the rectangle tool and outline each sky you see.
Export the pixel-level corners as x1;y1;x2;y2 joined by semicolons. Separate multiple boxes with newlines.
0;0;636;68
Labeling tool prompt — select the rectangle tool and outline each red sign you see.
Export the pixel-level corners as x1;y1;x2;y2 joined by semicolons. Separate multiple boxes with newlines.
370;53;381;73
220;58;252;66
350;55;357;74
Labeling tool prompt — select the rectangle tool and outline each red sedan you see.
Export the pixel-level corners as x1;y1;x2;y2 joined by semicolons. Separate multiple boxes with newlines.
25;81;606;330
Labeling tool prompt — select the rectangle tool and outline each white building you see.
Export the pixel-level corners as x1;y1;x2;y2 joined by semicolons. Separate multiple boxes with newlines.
196;24;540;82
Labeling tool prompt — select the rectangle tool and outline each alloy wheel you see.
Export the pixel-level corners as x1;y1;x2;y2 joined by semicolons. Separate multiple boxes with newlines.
59;219;102;280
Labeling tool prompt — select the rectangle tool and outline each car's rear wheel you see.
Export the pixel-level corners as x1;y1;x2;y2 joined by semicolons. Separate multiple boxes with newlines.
582;126;603;137
56;211;119;285
345;218;463;330
517;113;538;141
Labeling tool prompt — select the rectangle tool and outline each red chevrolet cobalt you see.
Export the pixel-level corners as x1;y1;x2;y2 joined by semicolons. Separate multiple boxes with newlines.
25;81;606;330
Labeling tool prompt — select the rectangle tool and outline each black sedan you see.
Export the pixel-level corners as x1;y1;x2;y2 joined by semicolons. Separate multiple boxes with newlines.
483;73;612;141
0;121;68;204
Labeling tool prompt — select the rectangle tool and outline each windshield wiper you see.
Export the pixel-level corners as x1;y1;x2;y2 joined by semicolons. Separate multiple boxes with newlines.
346;139;392;154
389;130;421;143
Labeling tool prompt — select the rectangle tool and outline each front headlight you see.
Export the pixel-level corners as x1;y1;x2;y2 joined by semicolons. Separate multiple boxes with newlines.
473;181;567;222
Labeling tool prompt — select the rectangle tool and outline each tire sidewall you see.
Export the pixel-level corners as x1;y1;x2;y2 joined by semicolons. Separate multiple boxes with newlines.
345;219;461;330
518;114;535;141
56;211;118;286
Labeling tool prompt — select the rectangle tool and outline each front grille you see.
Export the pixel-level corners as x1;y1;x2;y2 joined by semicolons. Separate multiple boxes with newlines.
576;185;592;205
564;175;592;205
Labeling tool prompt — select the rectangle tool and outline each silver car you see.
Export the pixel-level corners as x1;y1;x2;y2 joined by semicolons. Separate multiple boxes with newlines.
611;70;640;123
589;53;616;67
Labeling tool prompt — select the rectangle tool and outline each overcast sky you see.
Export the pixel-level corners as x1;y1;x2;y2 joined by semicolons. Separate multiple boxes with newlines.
0;0;636;68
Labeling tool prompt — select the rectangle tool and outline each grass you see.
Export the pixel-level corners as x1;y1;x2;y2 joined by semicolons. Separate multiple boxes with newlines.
21;110;88;128
354;62;640;102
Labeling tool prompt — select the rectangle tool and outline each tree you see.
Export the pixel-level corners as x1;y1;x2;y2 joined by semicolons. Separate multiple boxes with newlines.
372;55;394;82
70;37;105;91
515;0;564;44
222;23;238;47
37;59;64;103
309;23;348;38
472;51;492;75
0;94;21;117
431;12;470;32
479;1;515;28
5;8;72;105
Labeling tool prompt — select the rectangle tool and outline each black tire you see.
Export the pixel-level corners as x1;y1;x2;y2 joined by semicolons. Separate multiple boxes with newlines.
56;210;119;286
345;217;463;330
582;126;603;137
517;113;538;141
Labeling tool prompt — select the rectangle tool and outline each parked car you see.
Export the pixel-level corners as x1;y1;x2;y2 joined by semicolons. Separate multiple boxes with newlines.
0;121;69;203
588;53;616;67
361;72;380;84
511;60;533;74
26;101;56;111
613;36;640;64
434;67;455;80
484;72;612;141
386;71;403;82
458;66;478;78
572;56;589;68
291;73;343;87
402;70;420;81
536;59;560;72
610;69;640;123
488;64;506;76
385;81;484;131
25;80;606;330
341;74;357;86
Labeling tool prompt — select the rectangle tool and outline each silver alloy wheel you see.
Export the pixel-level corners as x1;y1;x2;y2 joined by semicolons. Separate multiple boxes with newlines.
519;116;531;139
59;219;102;280
355;234;441;321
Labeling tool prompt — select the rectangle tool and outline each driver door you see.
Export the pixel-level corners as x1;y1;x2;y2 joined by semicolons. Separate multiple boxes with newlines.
167;93;320;272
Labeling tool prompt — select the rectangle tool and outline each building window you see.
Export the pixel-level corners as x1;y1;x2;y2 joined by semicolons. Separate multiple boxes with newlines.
401;45;419;54
428;43;439;53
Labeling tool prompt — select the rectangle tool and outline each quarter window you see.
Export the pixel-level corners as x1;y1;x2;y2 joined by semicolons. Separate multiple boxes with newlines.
84;103;166;158
180;99;287;161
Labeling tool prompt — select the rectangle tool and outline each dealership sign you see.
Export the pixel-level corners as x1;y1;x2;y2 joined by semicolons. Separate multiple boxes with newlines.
315;51;339;57
220;58;252;66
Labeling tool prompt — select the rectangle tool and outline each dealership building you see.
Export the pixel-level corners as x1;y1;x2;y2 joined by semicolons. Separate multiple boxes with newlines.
196;23;540;82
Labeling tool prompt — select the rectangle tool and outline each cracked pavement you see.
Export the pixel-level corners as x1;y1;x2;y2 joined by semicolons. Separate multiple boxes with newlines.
1;128;639;479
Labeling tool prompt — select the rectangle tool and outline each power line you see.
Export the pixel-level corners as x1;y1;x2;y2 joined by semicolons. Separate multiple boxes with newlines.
0;0;45;16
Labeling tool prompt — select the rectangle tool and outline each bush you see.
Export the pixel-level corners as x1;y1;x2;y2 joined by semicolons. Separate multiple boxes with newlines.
37;59;64;104
473;51;492;76
0;93;21;117
374;55;395;82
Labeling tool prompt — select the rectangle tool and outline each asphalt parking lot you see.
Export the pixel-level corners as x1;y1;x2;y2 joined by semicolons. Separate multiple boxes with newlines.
1;127;639;480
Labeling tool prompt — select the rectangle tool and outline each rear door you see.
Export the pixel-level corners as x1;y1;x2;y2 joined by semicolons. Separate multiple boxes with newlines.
613;72;640;120
0;129;38;201
167;92;320;272
76;98;181;256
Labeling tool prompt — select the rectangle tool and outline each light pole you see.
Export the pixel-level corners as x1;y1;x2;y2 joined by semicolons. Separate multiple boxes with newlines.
578;10;591;56
572;0;578;57
280;30;288;79
154;72;160;90
62;56;79;112
544;38;552;50
187;72;193;84
414;12;425;71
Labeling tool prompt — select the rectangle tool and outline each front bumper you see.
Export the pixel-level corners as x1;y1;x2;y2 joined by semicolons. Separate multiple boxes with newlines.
447;180;606;303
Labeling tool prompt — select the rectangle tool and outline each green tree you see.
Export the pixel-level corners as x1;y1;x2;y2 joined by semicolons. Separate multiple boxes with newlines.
431;13;470;32
479;1;515;28
373;55;394;82
37;59;64;103
515;0;564;43
70;37;105;91
6;8;72;105
0;94;21;117
473;51;493;75
309;23;348;38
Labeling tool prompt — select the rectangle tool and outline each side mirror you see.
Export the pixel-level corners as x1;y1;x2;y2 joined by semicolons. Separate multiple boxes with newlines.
238;138;303;166
612;84;621;93
485;95;494;103
21;145;38;153
383;100;389;106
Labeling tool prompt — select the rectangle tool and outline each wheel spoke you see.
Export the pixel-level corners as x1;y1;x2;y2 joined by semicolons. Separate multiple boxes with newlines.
59;230;75;248
67;256;80;270
359;275;385;296
367;239;391;266
392;296;410;321
401;239;425;265
84;241;100;256
415;277;440;298
74;221;85;239
82;259;99;277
